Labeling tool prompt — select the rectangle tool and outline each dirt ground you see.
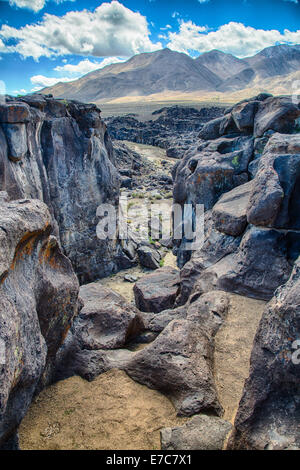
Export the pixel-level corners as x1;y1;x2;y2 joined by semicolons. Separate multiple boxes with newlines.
214;293;266;423
19;369;186;451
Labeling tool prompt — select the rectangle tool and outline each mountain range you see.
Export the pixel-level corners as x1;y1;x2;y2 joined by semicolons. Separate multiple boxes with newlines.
42;44;300;104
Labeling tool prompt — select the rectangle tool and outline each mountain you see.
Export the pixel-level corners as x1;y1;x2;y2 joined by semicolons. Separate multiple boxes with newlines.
42;44;300;103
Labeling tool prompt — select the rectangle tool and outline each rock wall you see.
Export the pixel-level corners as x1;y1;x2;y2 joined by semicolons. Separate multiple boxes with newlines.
0;95;130;284
174;94;300;302
0;197;79;448
228;255;300;449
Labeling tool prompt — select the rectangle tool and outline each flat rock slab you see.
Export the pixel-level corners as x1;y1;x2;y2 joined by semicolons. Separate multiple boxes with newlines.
161;414;232;450
134;266;180;313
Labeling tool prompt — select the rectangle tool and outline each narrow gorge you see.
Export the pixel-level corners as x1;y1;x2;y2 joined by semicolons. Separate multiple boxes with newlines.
0;91;300;451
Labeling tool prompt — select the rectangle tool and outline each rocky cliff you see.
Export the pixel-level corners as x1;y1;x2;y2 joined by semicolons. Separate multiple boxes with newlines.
0;196;80;449
0;95;131;284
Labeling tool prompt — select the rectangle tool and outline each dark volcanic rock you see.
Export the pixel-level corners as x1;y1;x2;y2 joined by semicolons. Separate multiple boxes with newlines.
137;245;161;270
0;199;79;448
0;95;125;284
254;96;300;138
134;267;180;313
161;414;232;450
125;291;229;417
229;255;300;450
54;284;143;381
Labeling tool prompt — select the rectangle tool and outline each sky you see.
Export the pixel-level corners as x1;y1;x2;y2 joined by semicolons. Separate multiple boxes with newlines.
0;0;299;95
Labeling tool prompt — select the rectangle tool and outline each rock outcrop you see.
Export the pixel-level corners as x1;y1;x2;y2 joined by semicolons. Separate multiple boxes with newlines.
0;95;130;284
0;198;79;449
174;95;300;302
228;255;300;450
126;291;229;417
54;283;143;381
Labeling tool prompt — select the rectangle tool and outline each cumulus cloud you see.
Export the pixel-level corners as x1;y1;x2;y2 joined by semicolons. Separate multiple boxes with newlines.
6;0;75;13
54;57;125;74
167;21;300;58
30;74;75;88
0;1;162;60
198;0;210;3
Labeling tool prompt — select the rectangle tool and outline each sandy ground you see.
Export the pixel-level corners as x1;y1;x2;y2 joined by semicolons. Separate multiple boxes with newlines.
214;294;266;423
19;369;186;450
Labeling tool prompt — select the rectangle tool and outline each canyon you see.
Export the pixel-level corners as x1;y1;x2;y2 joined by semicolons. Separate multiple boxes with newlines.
0;91;300;450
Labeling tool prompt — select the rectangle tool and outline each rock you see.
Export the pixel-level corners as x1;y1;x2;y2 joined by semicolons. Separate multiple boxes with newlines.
142;306;187;333
198;116;225;140
2;123;28;161
54;283;144;381
137;245;161;269
231;100;259;132
254;96;300;138
134;267;180;313
195;226;293;301
247;133;300;229
0;191;9;203
0;103;30;123
76;282;144;350
0;96;124;284
124;274;138;283
229;256;300;450
161;414;232;450
212;181;252;236
0;199;79;448
176;211;241;305
126;291;229;417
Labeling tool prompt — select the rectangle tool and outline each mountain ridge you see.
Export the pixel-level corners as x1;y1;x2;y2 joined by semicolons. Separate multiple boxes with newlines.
41;44;300;103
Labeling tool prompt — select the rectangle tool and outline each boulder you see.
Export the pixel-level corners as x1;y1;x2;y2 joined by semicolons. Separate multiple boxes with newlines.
229;256;300;450
0;103;30;123
254;96;300;138
134;267;180;313
137;245;161;270
247;133;300;229
2;123;28;161
0;199;79;448
142;306;187;333
231;100;259;132
161;414;232;450
126;291;229;417
75;282;144;350
212;181;252;236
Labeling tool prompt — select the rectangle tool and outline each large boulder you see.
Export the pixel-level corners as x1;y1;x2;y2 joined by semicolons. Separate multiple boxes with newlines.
212;181;252;236
161;414;232;450
134;267;180;313
0;199;79;449
126;291;229;417
54;283;144;381
254;96;300;138
137;245;161;270
229;256;300;450
247;133;300;229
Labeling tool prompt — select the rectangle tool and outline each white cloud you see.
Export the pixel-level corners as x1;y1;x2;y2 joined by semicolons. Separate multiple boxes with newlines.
30;74;75;88
0;1;162;60
167;21;300;58
198;0;210;3
7;0;75;13
284;0;298;3
54;57;125;74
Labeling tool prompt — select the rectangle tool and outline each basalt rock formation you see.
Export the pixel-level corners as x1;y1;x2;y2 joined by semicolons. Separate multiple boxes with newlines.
0;95;130;284
174;94;300;302
105;105;226;158
0;197;79;449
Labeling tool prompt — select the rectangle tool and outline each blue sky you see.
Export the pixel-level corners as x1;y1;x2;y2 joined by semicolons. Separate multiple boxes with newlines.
0;0;299;95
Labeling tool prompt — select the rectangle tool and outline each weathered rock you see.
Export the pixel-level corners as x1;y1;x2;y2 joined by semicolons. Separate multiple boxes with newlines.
229;256;300;450
134;267;180;313
212;181;252;236
176;211;241;305
161;414;232;450
137;245;161;270
126;291;229;417
194;226;293;301
75;282;144;350
247;133;300;229
254;96;300;138
231;100;259;132
0;199;79;448
142;306;187;333
54;284;143;381
0;96;125;284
